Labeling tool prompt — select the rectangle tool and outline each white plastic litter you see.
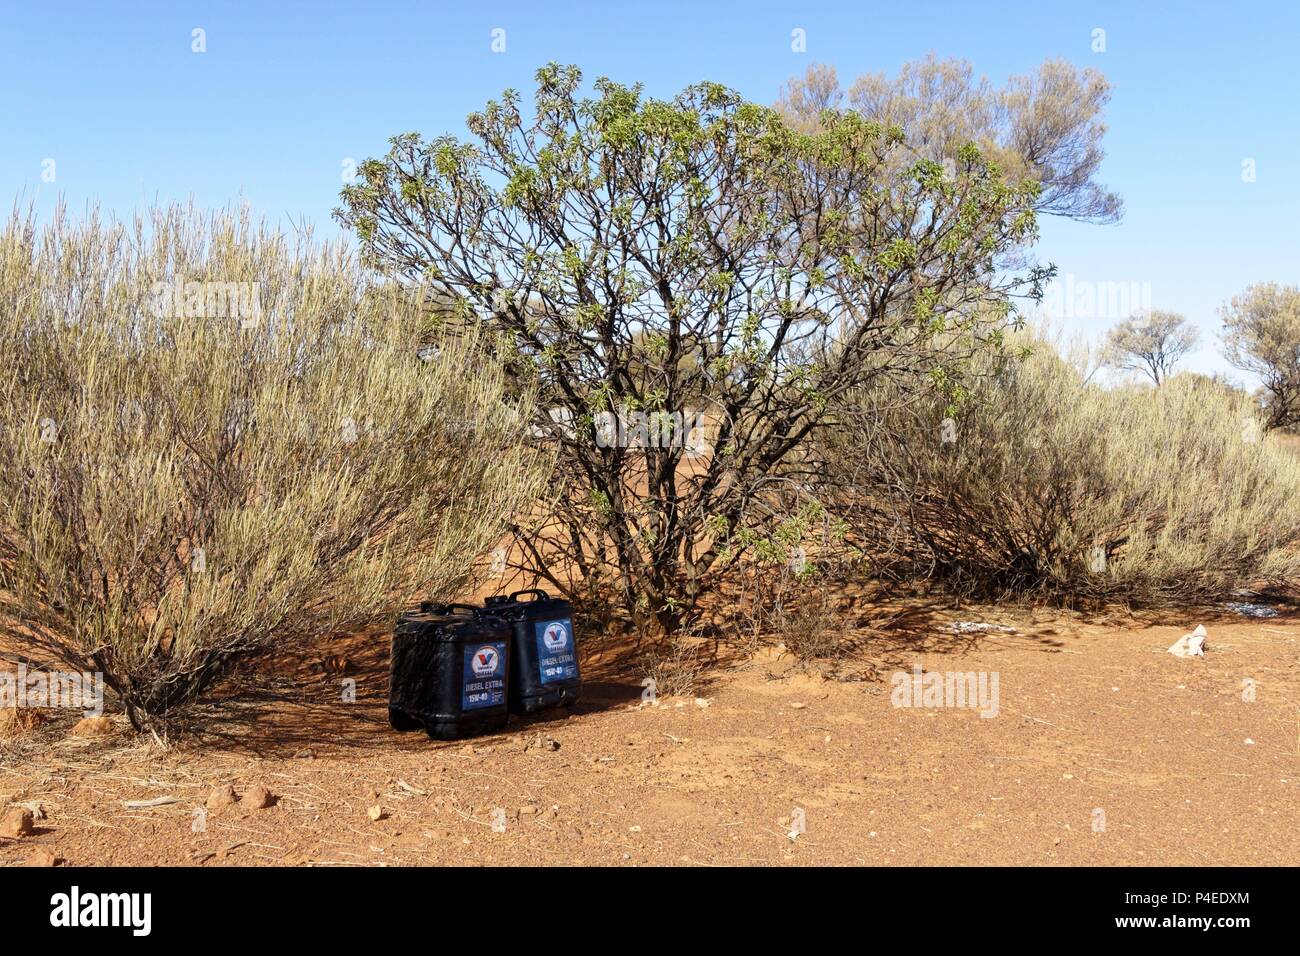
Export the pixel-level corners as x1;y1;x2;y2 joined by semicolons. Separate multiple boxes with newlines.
950;622;1016;634
1221;601;1278;618
1168;624;1207;658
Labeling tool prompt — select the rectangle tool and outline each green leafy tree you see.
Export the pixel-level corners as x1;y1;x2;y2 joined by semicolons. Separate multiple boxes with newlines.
337;63;1048;633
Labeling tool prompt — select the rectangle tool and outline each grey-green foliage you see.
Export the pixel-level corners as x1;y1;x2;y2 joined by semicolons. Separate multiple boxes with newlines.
0;203;551;727
825;330;1300;602
336;63;1050;633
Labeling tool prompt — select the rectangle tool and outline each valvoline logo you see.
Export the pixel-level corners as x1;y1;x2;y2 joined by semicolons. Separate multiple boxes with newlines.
471;644;501;678
541;621;570;653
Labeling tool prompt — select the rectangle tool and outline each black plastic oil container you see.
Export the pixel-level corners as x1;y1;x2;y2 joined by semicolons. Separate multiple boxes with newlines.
389;601;510;740
483;589;581;715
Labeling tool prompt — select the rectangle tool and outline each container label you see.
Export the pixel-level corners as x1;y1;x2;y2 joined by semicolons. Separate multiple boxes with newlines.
462;642;506;710
534;618;579;685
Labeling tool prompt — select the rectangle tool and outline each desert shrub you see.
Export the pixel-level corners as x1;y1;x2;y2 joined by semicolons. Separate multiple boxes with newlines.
717;517;863;658
639;635;705;700
0;204;550;728
770;592;846;662
822;330;1300;602
338;64;1054;635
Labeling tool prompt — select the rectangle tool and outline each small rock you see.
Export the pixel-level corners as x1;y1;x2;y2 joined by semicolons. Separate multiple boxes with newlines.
789;702;807;710
525;733;560;752
206;784;238;810
242;785;274;809
70;716;116;738
368;805;386;822
22;847;62;867
1;808;34;838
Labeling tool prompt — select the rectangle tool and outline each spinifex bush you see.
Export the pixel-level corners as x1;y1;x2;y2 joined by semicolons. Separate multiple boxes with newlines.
0;204;549;728
824;331;1300;602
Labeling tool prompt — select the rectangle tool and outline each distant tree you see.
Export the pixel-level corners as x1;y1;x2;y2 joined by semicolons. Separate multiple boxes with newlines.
775;63;842;130
337;64;1051;634
777;56;1123;224
1103;310;1199;385
1220;282;1300;430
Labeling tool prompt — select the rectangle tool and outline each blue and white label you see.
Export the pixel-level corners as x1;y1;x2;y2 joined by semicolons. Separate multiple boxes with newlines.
534;618;579;685
462;641;506;710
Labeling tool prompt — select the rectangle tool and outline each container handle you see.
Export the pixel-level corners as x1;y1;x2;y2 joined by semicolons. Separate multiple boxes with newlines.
419;601;480;615
508;588;551;603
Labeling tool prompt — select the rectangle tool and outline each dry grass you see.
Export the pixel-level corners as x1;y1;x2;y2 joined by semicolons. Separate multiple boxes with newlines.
0;203;552;727
771;594;846;663
639;635;706;699
826;328;1300;602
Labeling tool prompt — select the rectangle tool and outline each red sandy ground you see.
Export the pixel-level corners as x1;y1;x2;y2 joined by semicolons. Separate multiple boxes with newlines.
1;601;1296;866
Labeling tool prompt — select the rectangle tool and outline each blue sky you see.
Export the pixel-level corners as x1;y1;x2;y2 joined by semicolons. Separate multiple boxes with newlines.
3;0;1298;380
